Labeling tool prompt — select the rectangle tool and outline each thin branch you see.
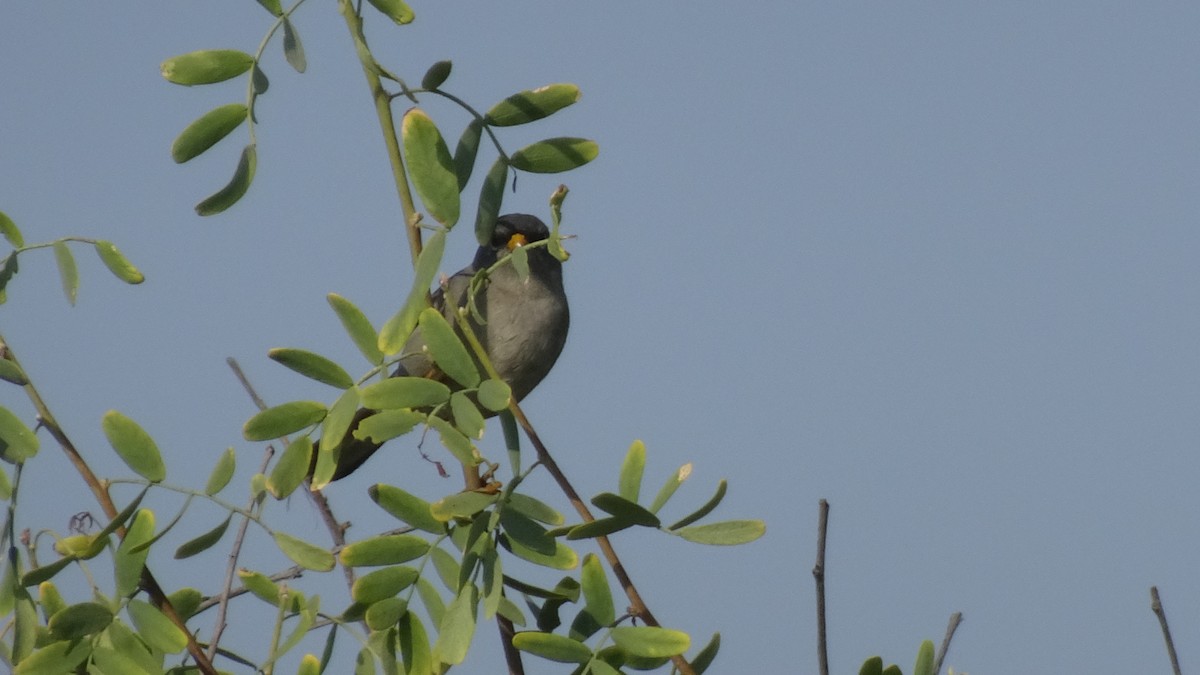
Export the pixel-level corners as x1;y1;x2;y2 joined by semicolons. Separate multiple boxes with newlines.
497;606;525;675
933;612;963;675
1151;586;1183;675
0;335;219;675
813;499;830;675
194;565;306;615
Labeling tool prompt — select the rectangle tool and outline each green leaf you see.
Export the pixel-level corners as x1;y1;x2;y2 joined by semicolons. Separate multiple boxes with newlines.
484;84;581;127
21;555;75;586
52;241;78;305
511;631;591;664
238;569;282;605
366;0;414;24
93;240;144;284
430;490;497;521
610;626;690;658
160;49;255;85
365;597;408;631
48;602;113;639
205;447;236;495
501;509;555;555
474;159;508;245
398;611;433;675
282;17;307;73
432;584;477;665
419;307;479;387
256;0;282;15
267;437;313;499
379;228;445;354
691;632;721;674
668;479;728;530
274;532;335;571
101;410;166;482
565;517;633;541
504;536;577;570
475;378;511;412
328;293;383;365
453;118;482;190
580;553;614;626
37;582;67;619
591;493;660;527
427;415;479;466
340;535;429;567
0;466;10;499
402;108;459;227
166;588;202;620
649;463;692;513
171;103;247;163
415;577;446;627
0;210;23;247
243;400;327;441
12;636;90;673
352;566;420;604
360;377;450;410
0;251;19;302
673;520;765;546
195;143;256;216
0;406;39;462
619;440;646;503
509;244;529;280
858;657;883;675
174;515;232;559
354;409;425;445
369;483;444;534
421;60;452;90
913;639;936;675
510;137;598;174
126;598;188;654
114;510;155;598
882;664;904;675
269;348;355;388
507;493;564;526
0;358;28;385
251;63;269;94
450;391;485;439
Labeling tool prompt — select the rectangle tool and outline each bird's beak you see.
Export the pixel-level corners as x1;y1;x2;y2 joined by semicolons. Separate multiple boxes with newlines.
506;233;528;251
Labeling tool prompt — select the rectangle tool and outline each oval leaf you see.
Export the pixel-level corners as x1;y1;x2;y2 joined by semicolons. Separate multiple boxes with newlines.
52;241;78;306
484;84;581;127
242;400;326;441
195;143;256;216
49;602;113;640
93;241;144;284
402;108;459;227
354;408;425;444
341;534;429;567
328;293;383;365
619;440;646;503
0;358;28;385
450;391;485;439
126;599;188;654
668;479;728;530
673;520;765;546
421;60;452;90
379;227;445;355
580;553;614;626
366;0;414;24
171;103;247;163
510;137;598;174
474;159;508;245
274;532;335;571
269;347;354;389
282;18;307;73
476;378;510;412
267;437;313;499
511;631;591;664
351;566;420;604
0;210;24;247
427;415;478;466
610;626;690;658
453;118;482;190
430;490;497;522
591;493;660;527
369;483;444;533
205;447;236;495
161;49;254;85
360;377;450;410
418;307;478;387
102;411;166;482
174;515;232;559
0;406;39;462
114;509;155;598
365;597;408;631
507;493;564;526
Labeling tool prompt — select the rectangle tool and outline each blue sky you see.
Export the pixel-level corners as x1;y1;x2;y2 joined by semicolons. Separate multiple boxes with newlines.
3;3;1200;673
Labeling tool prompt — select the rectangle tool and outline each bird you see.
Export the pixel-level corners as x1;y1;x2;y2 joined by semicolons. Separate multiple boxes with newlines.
325;213;569;481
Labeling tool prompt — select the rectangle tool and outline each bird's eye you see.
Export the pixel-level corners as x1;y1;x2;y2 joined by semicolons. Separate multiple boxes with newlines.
506;233;528;251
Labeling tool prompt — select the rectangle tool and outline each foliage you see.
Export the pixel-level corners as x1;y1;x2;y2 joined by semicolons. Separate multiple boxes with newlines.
0;2;762;674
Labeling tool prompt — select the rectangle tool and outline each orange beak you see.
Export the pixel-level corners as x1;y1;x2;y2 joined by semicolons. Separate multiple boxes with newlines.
506;233;528;251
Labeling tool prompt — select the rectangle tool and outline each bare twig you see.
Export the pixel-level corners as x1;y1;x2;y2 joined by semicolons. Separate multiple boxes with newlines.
497;607;525;675
813;499;830;675
1;336;219;675
1151;586;1183;675
933;611;963;675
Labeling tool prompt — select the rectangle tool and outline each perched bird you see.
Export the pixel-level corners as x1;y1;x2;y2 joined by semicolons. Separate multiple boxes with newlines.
326;213;569;480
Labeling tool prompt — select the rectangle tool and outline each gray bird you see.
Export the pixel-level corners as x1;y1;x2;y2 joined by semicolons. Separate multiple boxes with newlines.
327;213;569;480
